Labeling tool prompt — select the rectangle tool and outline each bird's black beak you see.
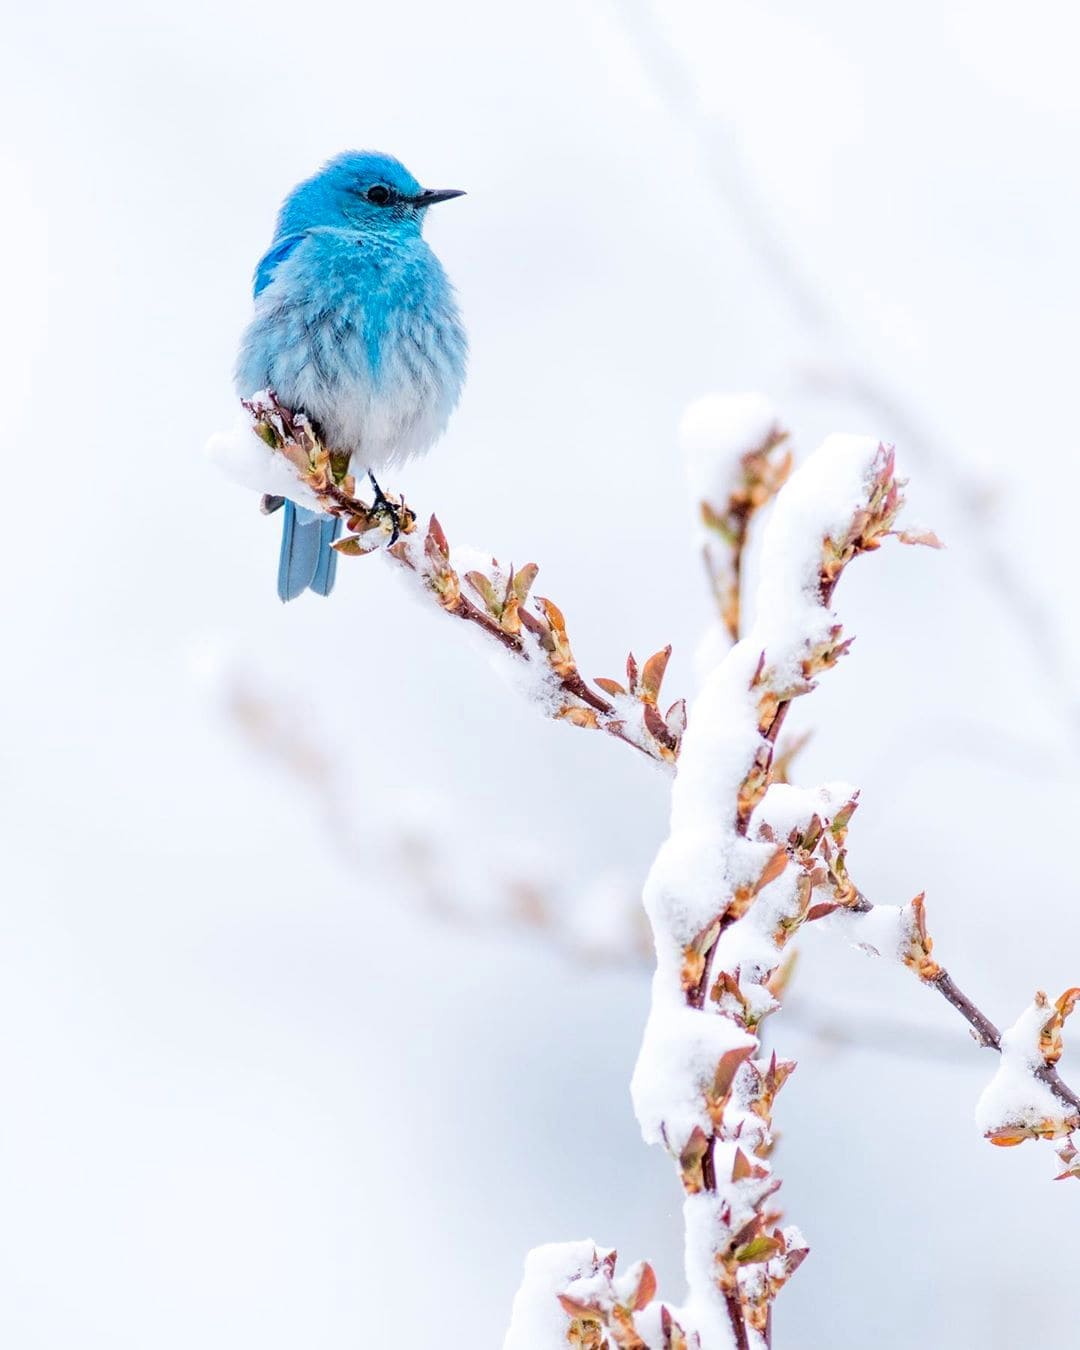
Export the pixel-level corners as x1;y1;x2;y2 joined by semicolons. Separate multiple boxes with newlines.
411;188;466;208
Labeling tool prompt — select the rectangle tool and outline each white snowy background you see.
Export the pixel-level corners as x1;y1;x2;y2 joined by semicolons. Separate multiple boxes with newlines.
3;1;1080;1345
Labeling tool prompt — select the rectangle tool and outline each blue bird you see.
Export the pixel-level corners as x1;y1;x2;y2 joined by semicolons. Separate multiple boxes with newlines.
235;151;468;601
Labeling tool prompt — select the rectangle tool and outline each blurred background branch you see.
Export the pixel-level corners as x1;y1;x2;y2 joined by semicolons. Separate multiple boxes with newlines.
13;5;1080;1344
617;0;1080;752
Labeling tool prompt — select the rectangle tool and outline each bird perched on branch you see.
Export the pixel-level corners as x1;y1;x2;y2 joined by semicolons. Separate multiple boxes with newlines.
235;151;468;601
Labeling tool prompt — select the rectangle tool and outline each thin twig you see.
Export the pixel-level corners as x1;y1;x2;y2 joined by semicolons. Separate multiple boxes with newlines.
819;889;1080;1127
930;970;1002;1051
726;1290;751;1350
243;393;684;765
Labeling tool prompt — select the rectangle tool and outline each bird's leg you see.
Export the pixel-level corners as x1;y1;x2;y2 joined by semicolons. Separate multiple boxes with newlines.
367;470;401;544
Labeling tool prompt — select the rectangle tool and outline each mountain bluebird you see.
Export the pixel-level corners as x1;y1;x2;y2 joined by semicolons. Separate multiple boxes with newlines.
235;151;468;601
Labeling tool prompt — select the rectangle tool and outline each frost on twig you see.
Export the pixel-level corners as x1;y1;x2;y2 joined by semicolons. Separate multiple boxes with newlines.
506;434;916;1349
209;393;684;765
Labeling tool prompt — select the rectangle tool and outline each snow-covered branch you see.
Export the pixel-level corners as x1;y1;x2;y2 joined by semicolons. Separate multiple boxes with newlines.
507;434;916;1349
210;388;1080;1348
822;886;1080;1166
208;393;685;766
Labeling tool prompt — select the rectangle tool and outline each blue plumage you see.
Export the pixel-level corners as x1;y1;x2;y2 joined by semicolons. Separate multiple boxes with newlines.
235;151;468;600
276;503;343;602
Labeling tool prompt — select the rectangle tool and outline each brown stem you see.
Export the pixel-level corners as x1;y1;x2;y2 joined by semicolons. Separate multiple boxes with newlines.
701;1143;716;1191
436;595;664;759
1038;1064;1080;1118
929;971;1001;1050
559;669;615;717
724;1290;751;1350
929;971;1080;1122
443;592;525;653
826;902;1080;1124
728;523;746;643
250;394;686;767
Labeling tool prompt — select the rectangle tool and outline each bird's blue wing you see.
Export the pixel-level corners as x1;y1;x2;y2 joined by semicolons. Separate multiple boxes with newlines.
278;502;322;601
253;233;307;298
277;503;343;602
309;516;344;596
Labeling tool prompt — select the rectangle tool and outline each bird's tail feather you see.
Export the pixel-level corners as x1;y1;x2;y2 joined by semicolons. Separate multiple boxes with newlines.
277;502;343;602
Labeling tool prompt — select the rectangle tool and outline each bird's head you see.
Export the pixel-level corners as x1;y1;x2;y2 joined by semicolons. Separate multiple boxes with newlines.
276;151;465;239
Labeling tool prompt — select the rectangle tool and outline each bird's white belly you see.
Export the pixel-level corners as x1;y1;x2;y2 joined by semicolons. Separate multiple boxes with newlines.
305;379;443;472
289;340;456;476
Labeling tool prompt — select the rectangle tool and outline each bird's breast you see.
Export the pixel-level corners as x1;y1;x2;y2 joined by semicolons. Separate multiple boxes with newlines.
237;232;467;471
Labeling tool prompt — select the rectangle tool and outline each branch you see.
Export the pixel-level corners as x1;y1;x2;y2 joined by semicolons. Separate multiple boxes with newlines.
225;671;1016;1073
239;393;685;766
811;884;1080;1159
510;436;915;1349
681;393;793;643
220;677;997;1071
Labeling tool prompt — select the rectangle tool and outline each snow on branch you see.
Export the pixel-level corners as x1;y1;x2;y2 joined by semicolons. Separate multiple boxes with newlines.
976;991;1080;1155
814;845;1080;1165
210;388;1080;1348
505;1243;660;1350
208;393;685;766
507;433;916;1350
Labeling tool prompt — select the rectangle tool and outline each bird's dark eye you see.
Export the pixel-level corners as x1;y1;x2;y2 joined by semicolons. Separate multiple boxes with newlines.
366;185;392;205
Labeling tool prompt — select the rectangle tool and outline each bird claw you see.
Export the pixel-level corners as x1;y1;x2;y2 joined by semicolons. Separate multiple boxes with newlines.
260;493;286;515
368;473;402;544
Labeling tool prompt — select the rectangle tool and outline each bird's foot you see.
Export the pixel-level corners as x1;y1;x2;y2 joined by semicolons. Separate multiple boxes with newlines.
368;472;402;544
260;494;285;515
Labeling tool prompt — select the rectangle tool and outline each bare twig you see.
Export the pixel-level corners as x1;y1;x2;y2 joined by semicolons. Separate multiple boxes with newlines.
815;884;1080;1130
